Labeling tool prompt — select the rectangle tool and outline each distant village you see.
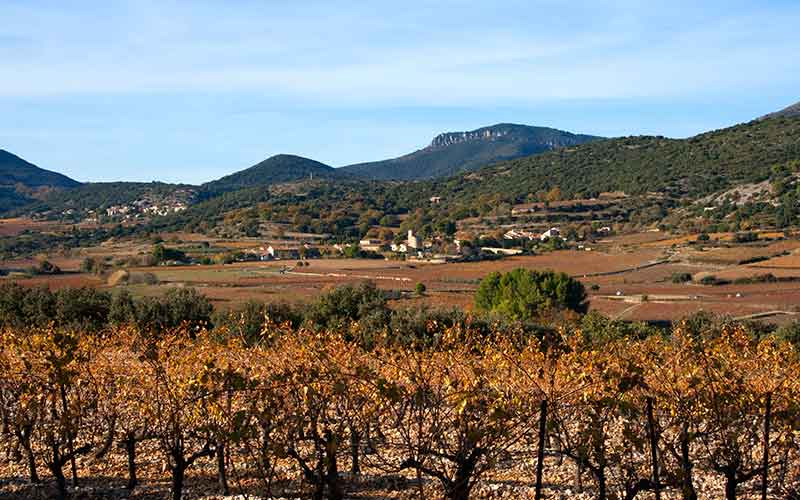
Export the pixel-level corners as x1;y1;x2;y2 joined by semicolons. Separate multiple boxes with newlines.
229;225;598;266
50;188;197;223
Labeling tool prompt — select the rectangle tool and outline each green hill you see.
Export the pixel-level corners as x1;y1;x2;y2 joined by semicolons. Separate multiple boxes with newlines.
0;149;81;212
202;154;337;195
338;124;601;180
423;115;800;206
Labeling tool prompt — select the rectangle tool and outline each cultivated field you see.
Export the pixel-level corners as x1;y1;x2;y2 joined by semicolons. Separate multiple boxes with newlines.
4;230;800;324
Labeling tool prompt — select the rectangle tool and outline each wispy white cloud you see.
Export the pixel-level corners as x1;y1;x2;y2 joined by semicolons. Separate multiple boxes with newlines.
1;1;797;103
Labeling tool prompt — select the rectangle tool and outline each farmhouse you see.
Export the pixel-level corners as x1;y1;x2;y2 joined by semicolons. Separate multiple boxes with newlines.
540;227;561;240
504;229;540;241
359;239;385;252
266;245;300;260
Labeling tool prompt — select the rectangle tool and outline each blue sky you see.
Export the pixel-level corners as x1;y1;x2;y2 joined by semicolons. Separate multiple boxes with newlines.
1;0;799;184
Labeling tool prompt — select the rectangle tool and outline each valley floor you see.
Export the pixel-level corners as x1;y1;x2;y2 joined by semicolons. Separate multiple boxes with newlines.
4;229;800;326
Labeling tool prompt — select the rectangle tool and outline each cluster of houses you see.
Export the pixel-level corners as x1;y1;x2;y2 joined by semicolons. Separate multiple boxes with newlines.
105;198;190;220
360;230;441;258
52;189;196;223
236;231;430;262
247;242;318;261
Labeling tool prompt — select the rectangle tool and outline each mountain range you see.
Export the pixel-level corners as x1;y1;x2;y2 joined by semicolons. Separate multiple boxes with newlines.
2;102;800;232
1;122;602;214
338;124;601;180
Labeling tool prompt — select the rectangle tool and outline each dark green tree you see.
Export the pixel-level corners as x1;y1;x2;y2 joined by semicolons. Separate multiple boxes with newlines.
474;268;587;321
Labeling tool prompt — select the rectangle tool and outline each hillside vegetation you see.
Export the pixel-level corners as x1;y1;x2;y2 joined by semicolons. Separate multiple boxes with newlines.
0;149;81;211
202;154;337;194
151;115;800;239
5;114;800;247
426;115;800;205
762;100;800;120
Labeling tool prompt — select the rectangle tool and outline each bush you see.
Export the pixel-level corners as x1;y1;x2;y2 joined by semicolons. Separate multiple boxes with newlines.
671;272;693;283
775;321;800;347
0;283;110;330
53;287;111;330
343;245;383;259
152;244;188;264
133;287;213;332
384;306;551;346
80;256;97;273
30;260;61;275
306;282;389;331
734;232;758;243
475;268;587;321
131;272;159;285
697;275;729;286
213;300;303;343
733;273;778;285
579;310;660;345
415;282;426;296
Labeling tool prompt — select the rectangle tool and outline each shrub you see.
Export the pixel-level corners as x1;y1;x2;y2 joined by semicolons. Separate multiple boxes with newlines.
80;256;97;273
306;281;389;331
152;244;188;264
30;260;61;275
733;273;778;285
129;272;160;285
133;287;213;332
734;231;758;243
697;275;729;286
415;282;426;296
0;283;111;330
213;300;303;343
671;272;693;283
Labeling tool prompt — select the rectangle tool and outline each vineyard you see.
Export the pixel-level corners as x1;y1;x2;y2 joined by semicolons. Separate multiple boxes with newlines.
1;317;799;500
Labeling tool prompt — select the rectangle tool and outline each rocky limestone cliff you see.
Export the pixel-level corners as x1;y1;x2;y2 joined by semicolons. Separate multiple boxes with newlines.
429;129;511;148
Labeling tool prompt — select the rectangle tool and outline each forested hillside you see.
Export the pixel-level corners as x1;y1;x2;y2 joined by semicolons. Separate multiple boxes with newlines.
5;114;800;246
202;154;337;195
426;115;800;204
0;149;81;211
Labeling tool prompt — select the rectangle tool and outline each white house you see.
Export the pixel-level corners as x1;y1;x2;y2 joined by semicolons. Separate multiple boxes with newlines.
359;239;384;252
540;227;561;241
504;229;539;241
